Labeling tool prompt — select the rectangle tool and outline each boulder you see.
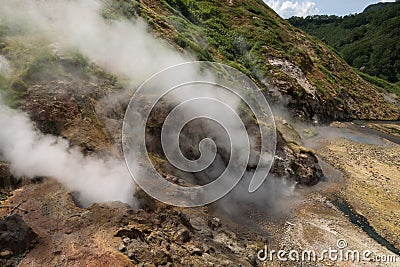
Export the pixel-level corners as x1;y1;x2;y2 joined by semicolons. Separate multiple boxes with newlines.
0;214;37;265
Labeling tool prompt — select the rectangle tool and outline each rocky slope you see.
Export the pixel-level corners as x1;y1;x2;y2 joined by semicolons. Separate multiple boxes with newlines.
125;0;399;121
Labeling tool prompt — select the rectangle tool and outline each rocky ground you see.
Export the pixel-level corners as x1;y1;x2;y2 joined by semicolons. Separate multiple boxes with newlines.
1;122;400;266
318;137;400;251
367;123;400;139
0;178;268;266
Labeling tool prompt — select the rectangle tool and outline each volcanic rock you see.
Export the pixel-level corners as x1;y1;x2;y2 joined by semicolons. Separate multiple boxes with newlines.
0;214;37;266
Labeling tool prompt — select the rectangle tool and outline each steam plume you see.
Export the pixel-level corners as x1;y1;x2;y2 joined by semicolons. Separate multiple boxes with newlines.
0;0;186;81
0;0;296;212
0;101;136;207
0;0;188;207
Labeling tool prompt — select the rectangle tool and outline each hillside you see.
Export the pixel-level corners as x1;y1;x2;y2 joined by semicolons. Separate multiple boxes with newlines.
125;0;399;121
363;1;394;13
288;1;400;87
0;0;399;121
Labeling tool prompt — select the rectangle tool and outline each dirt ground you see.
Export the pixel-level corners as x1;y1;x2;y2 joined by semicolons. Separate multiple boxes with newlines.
318;137;400;251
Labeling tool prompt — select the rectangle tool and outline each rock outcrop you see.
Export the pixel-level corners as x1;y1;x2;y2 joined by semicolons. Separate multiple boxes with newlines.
272;118;323;185
0;214;37;267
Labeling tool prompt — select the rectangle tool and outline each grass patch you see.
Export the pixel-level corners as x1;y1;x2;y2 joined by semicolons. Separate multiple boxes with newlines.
357;70;400;97
0;74;25;107
318;64;336;84
19;49;61;83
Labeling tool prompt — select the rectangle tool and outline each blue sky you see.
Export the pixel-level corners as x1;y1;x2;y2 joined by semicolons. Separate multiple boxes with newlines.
264;0;396;18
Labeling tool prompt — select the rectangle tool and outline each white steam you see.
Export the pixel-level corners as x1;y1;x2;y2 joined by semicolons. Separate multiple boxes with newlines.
216;173;300;218
0;0;297;212
0;0;189;207
0;55;11;78
0;0;186;81
0;101;136;207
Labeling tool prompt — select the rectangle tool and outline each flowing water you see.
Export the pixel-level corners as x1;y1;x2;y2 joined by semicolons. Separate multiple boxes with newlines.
352;120;400;145
333;197;400;256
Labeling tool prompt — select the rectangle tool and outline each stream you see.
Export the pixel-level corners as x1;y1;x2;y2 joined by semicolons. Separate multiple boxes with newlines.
333;197;400;256
301;121;400;256
352;120;400;145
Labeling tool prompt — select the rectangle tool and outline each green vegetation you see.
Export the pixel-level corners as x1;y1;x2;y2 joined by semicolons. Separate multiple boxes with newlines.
0;74;24;108
102;0;140;19
318;64;335;84
288;1;400;84
356;70;400;97
125;0;399;120
19;49;61;83
0;32;120;107
123;0;318;83
0;0;398;121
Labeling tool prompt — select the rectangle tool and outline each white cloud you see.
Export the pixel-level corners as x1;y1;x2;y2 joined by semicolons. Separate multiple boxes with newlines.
266;0;319;18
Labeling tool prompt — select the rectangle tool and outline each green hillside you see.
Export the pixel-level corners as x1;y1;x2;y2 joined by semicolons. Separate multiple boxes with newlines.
109;0;399;121
288;1;400;86
1;0;399;121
